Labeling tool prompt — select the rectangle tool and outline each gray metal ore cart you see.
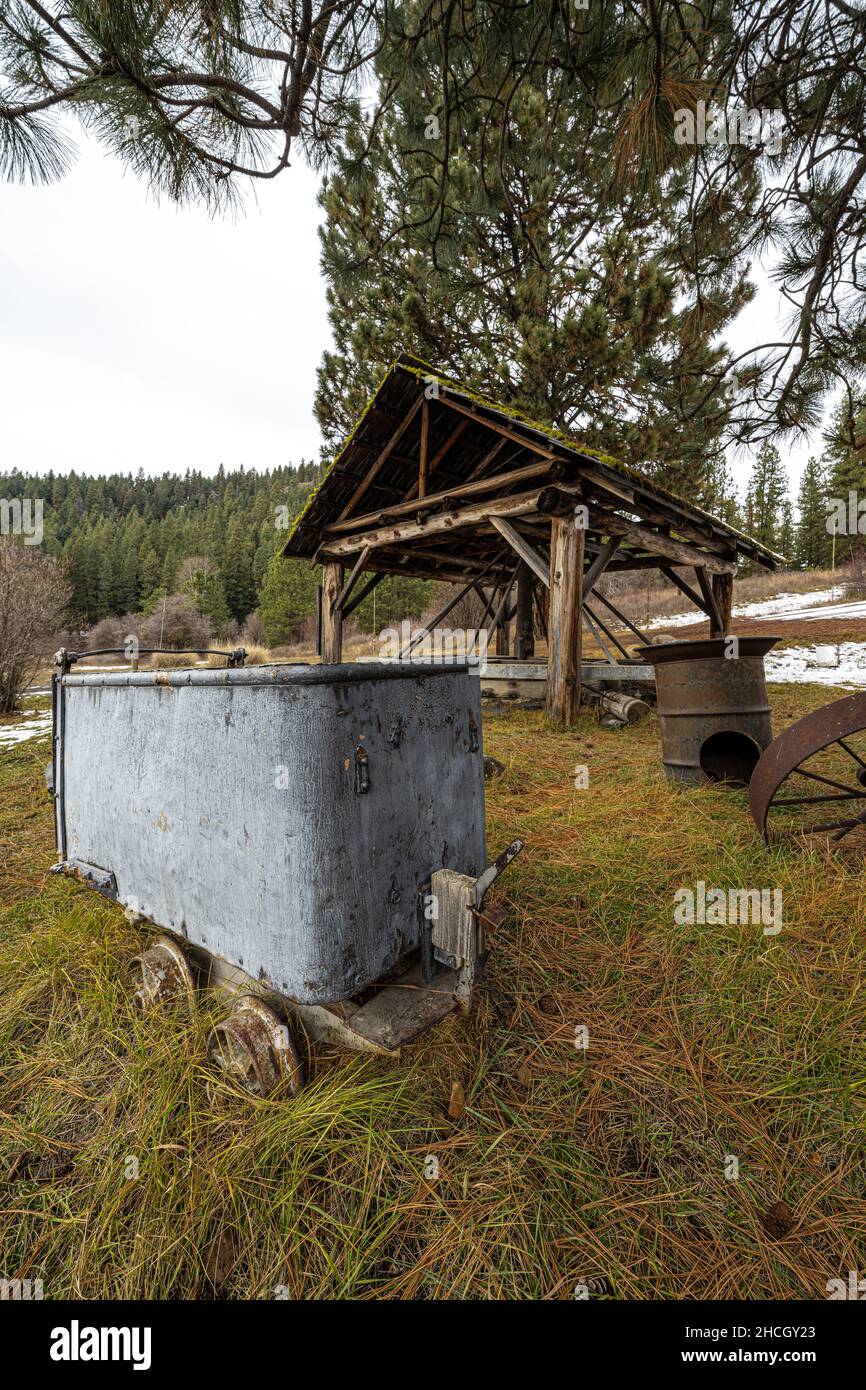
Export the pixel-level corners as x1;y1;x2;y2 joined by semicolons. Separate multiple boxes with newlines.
47;649;522;1095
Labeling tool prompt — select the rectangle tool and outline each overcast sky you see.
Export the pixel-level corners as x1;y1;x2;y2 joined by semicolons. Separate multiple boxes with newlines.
0;129;814;496
0;134;329;478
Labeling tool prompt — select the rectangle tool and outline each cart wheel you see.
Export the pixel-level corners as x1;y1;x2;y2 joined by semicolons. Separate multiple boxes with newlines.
130;935;195;1011
206;995;304;1098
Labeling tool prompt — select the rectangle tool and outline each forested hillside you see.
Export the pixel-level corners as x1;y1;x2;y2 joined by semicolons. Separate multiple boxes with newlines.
0;464;433;644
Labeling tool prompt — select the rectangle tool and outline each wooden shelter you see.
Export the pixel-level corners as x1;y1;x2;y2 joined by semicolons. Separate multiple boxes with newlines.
284;356;782;725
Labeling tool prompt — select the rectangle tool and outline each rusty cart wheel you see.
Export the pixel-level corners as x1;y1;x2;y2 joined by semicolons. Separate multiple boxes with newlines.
207;995;304;1098
130;935;196;1011
749;692;866;847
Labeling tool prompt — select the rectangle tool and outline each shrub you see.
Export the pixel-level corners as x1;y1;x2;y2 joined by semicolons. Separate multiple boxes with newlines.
0;541;71;713
85;613;142;653
139;595;212;653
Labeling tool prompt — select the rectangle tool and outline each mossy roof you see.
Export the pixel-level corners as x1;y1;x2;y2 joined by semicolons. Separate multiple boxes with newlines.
283;355;782;571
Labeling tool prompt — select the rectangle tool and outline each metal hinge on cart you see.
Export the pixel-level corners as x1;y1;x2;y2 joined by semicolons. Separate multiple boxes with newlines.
423;838;524;992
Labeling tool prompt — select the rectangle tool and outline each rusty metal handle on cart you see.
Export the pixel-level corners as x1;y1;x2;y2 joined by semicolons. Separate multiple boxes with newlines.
53;646;247;673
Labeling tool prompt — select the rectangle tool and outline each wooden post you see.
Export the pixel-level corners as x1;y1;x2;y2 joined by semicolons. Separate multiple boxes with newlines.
711;571;734;636
515;562;535;659
321;562;344;663
546;513;584;726
495;584;510;656
418;397;430;498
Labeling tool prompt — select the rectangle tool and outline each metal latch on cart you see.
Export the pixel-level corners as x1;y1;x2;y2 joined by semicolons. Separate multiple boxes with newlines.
427;838;524;973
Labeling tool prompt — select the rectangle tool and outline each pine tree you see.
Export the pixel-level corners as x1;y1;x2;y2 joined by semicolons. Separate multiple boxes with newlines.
315;11;753;490
258;554;319;646
824;391;866;564
743;444;791;555
795;456;831;569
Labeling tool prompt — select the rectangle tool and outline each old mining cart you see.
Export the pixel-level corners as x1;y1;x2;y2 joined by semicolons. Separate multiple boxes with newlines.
47;648;522;1095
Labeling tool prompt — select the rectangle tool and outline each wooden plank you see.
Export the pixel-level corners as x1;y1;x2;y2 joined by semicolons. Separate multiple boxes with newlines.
583;601;631;660
403;418;468;503
591;590;649;645
337;395;423;521
590;506;737;575
320;485;553;557
659;563;711;615
418;397;430;498
325;458;555;534
494;580;515;656
464;436;506;483
398;552;505;657
546;512;584;726
490;516;550;587
439;392;558;459
333;547;371;612
515;561;535;659
583;606;619;664
488;574;517;654
320;561;344;663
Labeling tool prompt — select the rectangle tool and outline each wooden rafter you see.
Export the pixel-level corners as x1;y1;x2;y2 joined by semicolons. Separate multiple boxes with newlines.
418;396;430;498
337;395;423;521
590;505;737;576
489;516;551;587
403;417;468;503
320;485;555;557
325;458;559;535
438;392;557;460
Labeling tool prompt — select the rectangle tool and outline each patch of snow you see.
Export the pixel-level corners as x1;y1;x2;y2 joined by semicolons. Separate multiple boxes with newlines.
0;711;52;751
765;641;866;687
646;586;847;630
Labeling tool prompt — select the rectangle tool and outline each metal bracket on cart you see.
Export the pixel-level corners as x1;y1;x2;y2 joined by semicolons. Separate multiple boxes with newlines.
206;838;526;1062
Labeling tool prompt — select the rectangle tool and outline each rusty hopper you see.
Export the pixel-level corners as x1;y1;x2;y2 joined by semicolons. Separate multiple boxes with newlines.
635;637;780;787
49;659;488;1006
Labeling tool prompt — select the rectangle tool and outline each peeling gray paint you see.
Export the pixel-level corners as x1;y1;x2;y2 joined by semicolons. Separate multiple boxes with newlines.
54;662;486;1004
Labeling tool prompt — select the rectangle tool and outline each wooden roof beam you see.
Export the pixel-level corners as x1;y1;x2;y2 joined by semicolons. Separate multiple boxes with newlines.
438;392;558;460
320;485;556;558
589;505;737;576
402;417;469;503
337;394;423;521
325;458;561;535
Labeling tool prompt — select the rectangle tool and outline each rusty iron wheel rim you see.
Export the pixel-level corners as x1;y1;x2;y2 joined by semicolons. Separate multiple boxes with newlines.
207;995;304;1098
130;935;195;1012
749;692;866;846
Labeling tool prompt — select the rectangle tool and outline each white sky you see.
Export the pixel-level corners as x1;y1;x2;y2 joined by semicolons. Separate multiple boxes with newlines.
0;129;819;499
0;134;330;477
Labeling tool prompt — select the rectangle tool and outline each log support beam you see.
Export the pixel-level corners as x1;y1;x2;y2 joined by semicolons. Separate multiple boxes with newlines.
321;562;344;663
515;562;535;659
546;512;585;727
711;571;735;635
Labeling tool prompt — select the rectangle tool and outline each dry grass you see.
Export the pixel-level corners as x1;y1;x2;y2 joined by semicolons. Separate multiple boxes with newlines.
0;684;864;1299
